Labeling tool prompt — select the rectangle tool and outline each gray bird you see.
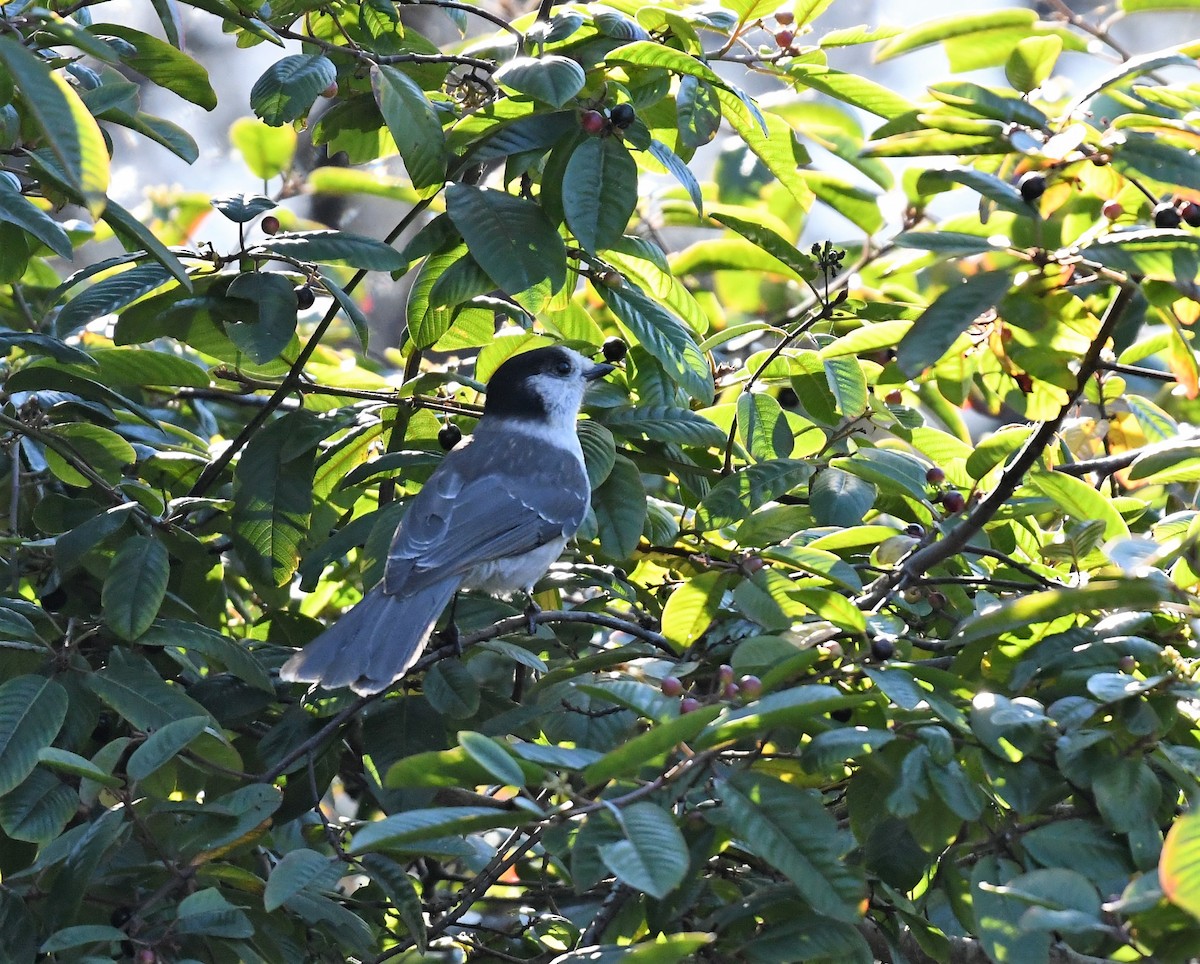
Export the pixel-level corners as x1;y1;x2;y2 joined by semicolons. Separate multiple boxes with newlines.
280;345;614;695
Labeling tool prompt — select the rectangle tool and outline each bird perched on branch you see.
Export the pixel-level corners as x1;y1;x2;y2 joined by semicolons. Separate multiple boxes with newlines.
281;345;614;696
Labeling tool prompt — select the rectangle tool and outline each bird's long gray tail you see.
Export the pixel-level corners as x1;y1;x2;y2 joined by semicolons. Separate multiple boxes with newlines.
280;578;458;695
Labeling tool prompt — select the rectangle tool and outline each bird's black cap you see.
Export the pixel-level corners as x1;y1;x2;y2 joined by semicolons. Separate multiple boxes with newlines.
483;346;610;419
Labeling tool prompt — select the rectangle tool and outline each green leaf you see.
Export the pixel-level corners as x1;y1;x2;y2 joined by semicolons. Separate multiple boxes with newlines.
232;413;316;587
213;192;276;223
322;275;370;349
43;422;137;487
264;849;342;911
251;54;336;126
349;806;522;854
358;854;427;950
458;731;526;787
55;263;175;337
0;676;68;796
230;115;297;179
37;747;122;787
494;55;585;107
601;282;713;404
599;802;689;899
226;271;299;364
649;139;703;215
1006;35;1063;92
85;347;208;388
953;579;1179;646
590;454;646;560
738;392;793;461
711;211;816;281
1027;471;1129;540
40;925;128;953
662;571;730;649
100;199;192;287
1162;809;1200;919
715;773;864;920
446;184;567;294
584;705;721;785
832;448;930;502
102;535;170;640
579;419;616;488
876;9;1037;61
127;715;210;782
371;65;447;190
602;405;724;448
809;467;876;527
896;271;1013;377
0;36;110;214
716;90;815;209
424;659;481;718
695;460;812;531
564;136;638;253
90;23;217;110
87;648;212;730
0;182;72;259
916;168;1027;215
174;887;254;938
605;41;728;89
0;767;74;843
139;619;274;693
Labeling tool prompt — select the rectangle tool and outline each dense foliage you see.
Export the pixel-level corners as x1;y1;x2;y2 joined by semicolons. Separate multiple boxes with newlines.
6;0;1200;960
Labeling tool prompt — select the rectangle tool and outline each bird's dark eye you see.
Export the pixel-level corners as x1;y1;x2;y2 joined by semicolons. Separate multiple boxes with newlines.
554;361;572;376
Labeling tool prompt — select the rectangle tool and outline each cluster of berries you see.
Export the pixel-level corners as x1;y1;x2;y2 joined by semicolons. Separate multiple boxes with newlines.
926;466;965;515
662;664;763;714
579;103;636;136
1020;172;1200;229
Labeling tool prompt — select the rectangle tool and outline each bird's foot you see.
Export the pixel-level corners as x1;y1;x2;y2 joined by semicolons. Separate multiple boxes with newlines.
523;592;541;635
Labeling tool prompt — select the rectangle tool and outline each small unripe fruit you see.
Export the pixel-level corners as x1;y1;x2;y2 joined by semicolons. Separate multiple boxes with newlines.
739;675;762;699
1154;201;1182;228
740;555;765;575
871;637;896;660
925;466;945;485
1180;200;1200;227
580;109;607;135
1118;654;1137;673
320;81;338;98
1101;199;1123;220
1018;171;1046;202
775;9;794;24
597;269;623;288
261;215;280;235
718;663;734;686
610;103;636;129
661;676;684;697
885;389;903;405
602;336;627;362
941;490;966;514
775;28;795;48
927;590;947;610
437;424;462;451
295;285;316;310
680;697;701;714
723;682;740;699
901;587;924;603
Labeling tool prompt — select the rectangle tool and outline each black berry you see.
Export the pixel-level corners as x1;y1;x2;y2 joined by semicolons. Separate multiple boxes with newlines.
602;337;627;363
295;286;316;309
261;215;280;235
1180;201;1200;227
941;491;966;514
438;424;462;450
1018;171;1046;202
1154;201;1182;228
871;637;896;660
610;103;636;129
926;466;945;485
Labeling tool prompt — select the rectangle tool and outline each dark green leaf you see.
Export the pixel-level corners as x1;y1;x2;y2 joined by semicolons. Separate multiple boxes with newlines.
102;535;169;640
564;137;638;253
372;65;447;189
896;271;1012;377
494;55;585;107
599;802;689;899
226;271;299;364
695;460;811;531
127;715;210;782
88;648;212;730
0;676;68;796
264;849;343;911
90;23;217;110
55;263;174;337
590;454;646;559
251;54;336;126
0;182;72;259
213;192;275;223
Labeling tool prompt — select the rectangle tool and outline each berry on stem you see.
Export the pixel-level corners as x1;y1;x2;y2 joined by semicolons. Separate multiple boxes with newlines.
871;637;896;660
320;81;338;98
1180;200;1200;227
775;28;794;48
261;215;280;235
925;466;945;485
602;336;627;362
941;490;966;514
1018;171;1046;202
437;424;462;451
1101;199;1123;220
1154;201;1182;228
580;109;607;135
610;103;636;129
775;9;794;24
295;286;315;310
885;389;903;405
680;697;701;714
739;675;762;699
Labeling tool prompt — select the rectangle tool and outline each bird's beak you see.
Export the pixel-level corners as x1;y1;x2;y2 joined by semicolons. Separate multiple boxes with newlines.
583;362;615;381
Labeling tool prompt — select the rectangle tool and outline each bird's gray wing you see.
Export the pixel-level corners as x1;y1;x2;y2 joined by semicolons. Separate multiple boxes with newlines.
384;431;589;597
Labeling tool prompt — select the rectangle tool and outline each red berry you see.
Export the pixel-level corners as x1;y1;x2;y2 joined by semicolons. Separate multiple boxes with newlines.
885;389;903;405
1018;171;1046;202
320;81;338;98
740;555;765;575
925;466;945;485
661;676;683;697
927;590;947;610
718;664;734;686
1118;654;1137;673
941;491;966;514
261;215;280;235
1180;200;1200;227
680;697;701;714
580;109;607;135
739;675;762;699
774;28;794;48
295;286;316;310
1101;200;1123;220
775;9;794;24
723;682;740;699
